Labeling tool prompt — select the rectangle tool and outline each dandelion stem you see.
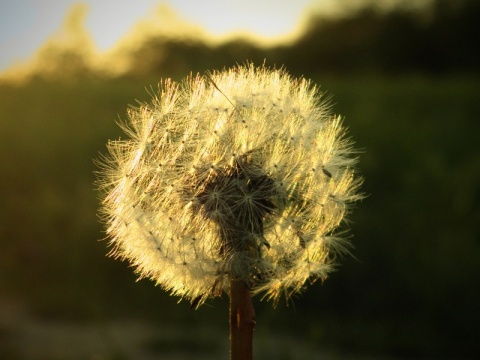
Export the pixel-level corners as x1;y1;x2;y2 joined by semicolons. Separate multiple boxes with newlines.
98;64;363;359
230;278;255;360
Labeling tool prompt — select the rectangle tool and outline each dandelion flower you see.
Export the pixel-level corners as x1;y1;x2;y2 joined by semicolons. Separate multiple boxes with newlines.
98;64;363;308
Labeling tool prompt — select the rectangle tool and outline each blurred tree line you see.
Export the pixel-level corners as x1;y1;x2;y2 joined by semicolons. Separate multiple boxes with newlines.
1;0;479;358
16;0;480;80
127;0;480;77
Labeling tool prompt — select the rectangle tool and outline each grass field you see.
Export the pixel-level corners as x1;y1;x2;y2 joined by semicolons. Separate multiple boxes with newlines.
1;73;479;358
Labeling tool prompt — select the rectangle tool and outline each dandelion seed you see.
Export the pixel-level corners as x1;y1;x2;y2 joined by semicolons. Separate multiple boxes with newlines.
97;64;363;308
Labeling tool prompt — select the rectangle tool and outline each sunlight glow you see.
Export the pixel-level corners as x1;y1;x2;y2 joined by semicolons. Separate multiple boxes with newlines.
0;0;433;78
0;0;315;72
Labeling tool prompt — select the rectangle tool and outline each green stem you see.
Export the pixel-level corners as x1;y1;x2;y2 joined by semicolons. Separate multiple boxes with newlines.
230;278;256;360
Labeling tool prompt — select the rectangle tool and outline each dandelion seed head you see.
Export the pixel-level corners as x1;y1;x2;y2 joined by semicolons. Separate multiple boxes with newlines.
97;64;363;307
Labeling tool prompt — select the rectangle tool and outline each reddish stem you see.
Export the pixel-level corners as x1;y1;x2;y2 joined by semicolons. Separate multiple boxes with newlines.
229;278;256;360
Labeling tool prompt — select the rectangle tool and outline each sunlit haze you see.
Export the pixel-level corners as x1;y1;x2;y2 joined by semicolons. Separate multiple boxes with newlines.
0;0;431;74
0;0;326;72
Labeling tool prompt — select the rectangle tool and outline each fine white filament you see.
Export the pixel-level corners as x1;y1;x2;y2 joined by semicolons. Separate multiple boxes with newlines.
98;64;363;307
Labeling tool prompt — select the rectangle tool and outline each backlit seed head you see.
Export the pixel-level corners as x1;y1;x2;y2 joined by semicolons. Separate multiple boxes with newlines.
97;64;363;307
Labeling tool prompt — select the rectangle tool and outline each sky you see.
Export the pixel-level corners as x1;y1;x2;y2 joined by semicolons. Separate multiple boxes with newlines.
0;0;328;72
0;0;431;73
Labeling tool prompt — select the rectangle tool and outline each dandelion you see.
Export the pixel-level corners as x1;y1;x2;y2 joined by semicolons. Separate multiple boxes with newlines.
97;63;363;359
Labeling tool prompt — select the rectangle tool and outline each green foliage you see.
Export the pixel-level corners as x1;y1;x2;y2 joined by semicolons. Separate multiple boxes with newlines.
99;0;480;78
307;75;480;357
1;73;478;358
1;1;479;357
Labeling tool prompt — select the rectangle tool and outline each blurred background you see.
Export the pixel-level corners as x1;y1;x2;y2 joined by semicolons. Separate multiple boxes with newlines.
1;0;479;359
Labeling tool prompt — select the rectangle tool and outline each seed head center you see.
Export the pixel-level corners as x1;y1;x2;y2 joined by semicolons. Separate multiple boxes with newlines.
194;158;277;254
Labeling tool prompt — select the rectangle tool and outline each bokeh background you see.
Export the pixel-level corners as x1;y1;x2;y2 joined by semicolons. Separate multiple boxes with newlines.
1;0;479;359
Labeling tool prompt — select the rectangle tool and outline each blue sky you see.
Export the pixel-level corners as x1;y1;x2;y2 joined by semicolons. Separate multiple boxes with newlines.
0;0;322;71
